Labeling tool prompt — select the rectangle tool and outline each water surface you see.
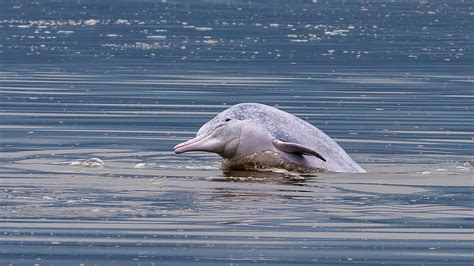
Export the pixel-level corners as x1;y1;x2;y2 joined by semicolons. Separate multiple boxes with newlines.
0;0;473;264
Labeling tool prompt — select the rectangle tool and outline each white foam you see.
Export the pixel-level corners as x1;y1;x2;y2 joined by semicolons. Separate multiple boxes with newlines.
195;27;213;31
81;158;105;168
203;39;218;45
84;19;98;26
146;35;166;40
134;162;156;168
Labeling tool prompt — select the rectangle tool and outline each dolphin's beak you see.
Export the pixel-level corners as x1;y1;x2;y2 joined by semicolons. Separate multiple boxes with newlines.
173;131;222;154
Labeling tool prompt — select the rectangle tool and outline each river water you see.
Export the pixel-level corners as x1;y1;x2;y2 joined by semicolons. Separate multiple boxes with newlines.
1;0;473;265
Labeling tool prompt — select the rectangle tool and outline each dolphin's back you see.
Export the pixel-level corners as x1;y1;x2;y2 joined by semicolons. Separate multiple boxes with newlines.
222;103;364;173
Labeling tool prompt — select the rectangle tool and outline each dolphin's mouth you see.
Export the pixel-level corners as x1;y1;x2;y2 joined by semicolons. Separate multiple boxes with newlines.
173;126;222;154
173;134;209;154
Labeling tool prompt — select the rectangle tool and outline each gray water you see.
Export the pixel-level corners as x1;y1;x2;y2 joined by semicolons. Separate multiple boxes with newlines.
1;0;473;265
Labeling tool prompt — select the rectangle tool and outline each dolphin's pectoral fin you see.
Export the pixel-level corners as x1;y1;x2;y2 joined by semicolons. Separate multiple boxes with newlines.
272;139;327;162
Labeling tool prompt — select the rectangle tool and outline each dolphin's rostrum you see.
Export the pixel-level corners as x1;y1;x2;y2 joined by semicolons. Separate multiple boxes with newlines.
174;103;365;173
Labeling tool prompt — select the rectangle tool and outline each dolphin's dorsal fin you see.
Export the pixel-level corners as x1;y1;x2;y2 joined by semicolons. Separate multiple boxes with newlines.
272;139;327;162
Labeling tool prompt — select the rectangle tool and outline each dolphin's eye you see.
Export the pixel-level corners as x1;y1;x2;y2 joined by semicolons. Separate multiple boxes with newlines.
224;118;231;122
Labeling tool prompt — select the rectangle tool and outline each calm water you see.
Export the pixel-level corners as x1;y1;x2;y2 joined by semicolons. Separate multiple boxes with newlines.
1;0;473;265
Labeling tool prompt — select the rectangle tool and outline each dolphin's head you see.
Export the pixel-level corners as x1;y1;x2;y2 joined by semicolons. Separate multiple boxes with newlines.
173;111;245;159
174;103;278;159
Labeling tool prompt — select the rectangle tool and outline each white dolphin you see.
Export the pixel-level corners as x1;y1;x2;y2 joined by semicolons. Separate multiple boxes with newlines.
174;103;365;173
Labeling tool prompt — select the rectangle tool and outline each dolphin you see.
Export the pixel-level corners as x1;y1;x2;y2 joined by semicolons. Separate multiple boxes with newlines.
174;103;366;173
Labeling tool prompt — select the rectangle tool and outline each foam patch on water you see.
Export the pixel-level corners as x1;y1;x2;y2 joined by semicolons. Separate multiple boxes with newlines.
133;162;156;168
53;157;105;168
